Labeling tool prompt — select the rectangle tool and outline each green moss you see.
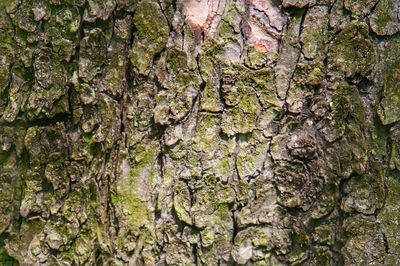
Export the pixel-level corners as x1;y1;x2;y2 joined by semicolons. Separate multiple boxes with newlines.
0;0;15;8
201;229;216;248
300;7;330;60
344;0;379;16
343;216;377;237
131;144;157;176
203;174;216;187
342;215;386;265
175;72;196;88
133;0;168;45
215;203;230;221
198;189;219;210
113;186;148;228
218;67;266;135
193;114;221;152
201;39;225;59
0;247;18;266
199;40;225;77
331;82;353;134
375;10;391;29
113;143;159;229
288;227;310;264
200;82;223;112
237;155;256;178
378;176;400;254
218;20;237;41
239;90;261;114
292;62;325;86
131;0;169;74
329;83;369;172
240;69;281;109
166;48;187;72
378;39;400;124
217;158;232;176
0;11;14;44
313;225;334;245
80;28;107;67
173;181;192;225
244;47;269;68
221;107;258;136
328;21;377;77
236;180;250;201
370;0;398;35
310;247;333;266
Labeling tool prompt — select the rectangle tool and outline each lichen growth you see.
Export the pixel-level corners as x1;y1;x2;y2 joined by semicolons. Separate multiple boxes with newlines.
328;21;377;78
378;39;400;125
370;0;400;36
130;0;169;75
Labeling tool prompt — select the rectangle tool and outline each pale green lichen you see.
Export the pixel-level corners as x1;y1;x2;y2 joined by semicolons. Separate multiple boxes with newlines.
342;216;386;265
130;0;169;75
378;39;400;125
378;176;400;256
288;227;310;264
112;142;159;229
344;0;379;16
0;246;18;265
370;0;400;36
328;21;377;78
300;6;329;60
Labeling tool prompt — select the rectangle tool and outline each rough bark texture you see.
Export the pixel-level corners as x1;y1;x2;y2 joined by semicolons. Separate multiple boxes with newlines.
0;0;399;265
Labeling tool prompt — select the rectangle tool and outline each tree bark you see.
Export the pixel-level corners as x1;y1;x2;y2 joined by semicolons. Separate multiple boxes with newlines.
0;0;399;265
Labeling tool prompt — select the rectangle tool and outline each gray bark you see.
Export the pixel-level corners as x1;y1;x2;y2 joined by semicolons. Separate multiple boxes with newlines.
0;0;399;265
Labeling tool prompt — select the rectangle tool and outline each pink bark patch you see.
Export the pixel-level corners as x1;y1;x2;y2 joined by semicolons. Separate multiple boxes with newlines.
251;0;285;31
184;0;210;28
183;0;225;41
245;20;280;53
245;0;286;53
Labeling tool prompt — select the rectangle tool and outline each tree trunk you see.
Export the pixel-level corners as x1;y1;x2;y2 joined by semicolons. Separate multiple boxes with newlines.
0;0;399;265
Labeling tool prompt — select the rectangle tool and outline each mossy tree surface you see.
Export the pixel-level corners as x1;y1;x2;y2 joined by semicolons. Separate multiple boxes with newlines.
0;0;399;265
